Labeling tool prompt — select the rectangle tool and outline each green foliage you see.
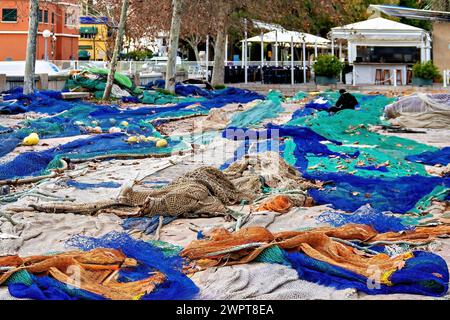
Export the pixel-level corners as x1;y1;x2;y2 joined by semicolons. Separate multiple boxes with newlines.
313;55;343;77
412;61;440;80
123;49;154;61
398;0;432;31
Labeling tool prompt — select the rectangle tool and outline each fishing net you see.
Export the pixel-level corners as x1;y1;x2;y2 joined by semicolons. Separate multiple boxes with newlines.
66;232;199;300
286;250;449;297
317;204;413;233
384;93;450;129
65;180;121;190
222;92;449;214
4;232;198;300
122;216;177;235
0;84;266;180
0;133;186;180
406;147;450;166
7;270;105;300
229;90;284;128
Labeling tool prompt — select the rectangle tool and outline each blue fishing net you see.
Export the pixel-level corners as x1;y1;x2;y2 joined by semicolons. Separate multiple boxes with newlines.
0;84;267;181
406;147;450;166
6;232;198;300
286;250;449;297
65;180;121;189
66;232;199;300
0;133;186;180
122;216;177;235
7;271;105;300
317;204;413;233
306;173;449;213
0;87;71;115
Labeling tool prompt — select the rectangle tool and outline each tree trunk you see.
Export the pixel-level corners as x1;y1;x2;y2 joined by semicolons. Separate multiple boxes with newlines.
165;0;183;93
186;36;201;62
211;20;228;87
192;45;200;63
24;0;39;95
103;0;129;100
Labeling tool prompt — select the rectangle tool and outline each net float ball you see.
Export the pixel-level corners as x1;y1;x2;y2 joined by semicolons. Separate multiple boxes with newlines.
156;139;168;148
109;127;121;134
22;133;40;146
120;121;129;127
127;136;139;143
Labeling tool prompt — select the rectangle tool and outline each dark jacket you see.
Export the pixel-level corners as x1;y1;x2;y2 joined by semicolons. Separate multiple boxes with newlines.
335;92;358;110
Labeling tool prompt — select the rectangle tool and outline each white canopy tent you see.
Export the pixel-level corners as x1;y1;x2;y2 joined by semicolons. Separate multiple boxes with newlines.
330;17;431;64
240;29;330;84
244;30;330;48
330;17;431;85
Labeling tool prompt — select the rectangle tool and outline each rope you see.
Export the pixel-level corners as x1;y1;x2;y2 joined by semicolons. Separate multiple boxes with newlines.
204;242;266;257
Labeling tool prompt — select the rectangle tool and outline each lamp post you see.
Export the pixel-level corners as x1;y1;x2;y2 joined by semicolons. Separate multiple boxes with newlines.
42;29;52;61
51;35;56;61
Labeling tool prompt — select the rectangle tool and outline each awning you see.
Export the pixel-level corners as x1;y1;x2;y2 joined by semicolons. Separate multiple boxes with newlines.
242;30;330;47
80;26;98;35
78;50;91;59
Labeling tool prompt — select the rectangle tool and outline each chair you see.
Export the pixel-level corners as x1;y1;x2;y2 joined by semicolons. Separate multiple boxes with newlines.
407;69;413;85
395;69;402;86
382;69;391;85
375;69;383;85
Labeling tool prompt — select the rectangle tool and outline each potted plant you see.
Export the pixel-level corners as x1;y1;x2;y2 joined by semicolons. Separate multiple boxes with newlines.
313;55;343;85
412;61;440;86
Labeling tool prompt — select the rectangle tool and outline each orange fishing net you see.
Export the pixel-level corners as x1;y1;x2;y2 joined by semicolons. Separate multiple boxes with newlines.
256;195;293;213
181;224;450;282
0;248;165;300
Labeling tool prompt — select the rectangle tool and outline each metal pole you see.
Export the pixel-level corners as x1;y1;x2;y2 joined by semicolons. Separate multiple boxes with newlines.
302;39;306;84
44;38;48;61
206;34;209;81
291;36;294;85
275;30;278;67
331;37;334;56
241;41;245;67
393;69;397;87
314;40;318;59
244;19;248;84
339;41;343;83
261;32;264;83
444;70;448;88
225;34;228;64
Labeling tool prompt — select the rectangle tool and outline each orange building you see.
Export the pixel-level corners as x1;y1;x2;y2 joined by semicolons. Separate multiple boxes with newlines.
0;0;79;61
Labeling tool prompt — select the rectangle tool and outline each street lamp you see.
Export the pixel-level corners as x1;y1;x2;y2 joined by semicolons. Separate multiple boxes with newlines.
42;29;52;61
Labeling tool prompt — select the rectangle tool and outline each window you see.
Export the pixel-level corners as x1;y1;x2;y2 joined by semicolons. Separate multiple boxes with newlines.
356;46;420;64
2;8;17;22
43;10;48;23
52;12;55;24
38;9;42;22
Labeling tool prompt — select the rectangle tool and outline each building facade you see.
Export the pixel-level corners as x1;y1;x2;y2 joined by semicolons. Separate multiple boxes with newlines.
78;16;110;61
432;22;450;72
0;0;79;61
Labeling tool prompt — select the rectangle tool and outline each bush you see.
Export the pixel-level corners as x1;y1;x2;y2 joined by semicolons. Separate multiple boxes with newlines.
124;49;154;61
412;61;440;80
313;55;343;77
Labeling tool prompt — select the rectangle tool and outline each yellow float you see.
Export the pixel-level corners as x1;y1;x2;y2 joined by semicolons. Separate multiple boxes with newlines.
22;133;39;146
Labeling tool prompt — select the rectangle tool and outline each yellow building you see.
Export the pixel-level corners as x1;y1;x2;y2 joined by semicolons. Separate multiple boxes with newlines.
78;16;110;61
